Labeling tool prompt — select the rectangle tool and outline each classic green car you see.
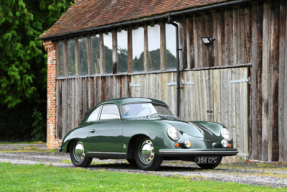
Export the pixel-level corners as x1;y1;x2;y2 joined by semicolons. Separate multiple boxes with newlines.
58;97;238;170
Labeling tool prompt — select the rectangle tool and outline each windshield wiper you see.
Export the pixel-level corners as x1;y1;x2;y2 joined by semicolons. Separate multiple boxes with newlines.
146;113;159;119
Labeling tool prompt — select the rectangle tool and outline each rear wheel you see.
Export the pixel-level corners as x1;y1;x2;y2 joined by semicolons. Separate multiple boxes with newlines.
134;137;162;170
70;140;92;167
196;157;222;169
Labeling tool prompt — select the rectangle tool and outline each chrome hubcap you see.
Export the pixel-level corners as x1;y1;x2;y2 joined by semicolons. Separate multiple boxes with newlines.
75;141;85;161
141;140;154;163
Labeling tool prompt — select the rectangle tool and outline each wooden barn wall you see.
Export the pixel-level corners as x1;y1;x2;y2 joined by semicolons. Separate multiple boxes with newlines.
55;0;287;162
56;76;130;138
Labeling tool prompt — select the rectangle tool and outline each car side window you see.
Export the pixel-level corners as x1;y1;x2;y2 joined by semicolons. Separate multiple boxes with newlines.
86;106;101;122
100;104;120;120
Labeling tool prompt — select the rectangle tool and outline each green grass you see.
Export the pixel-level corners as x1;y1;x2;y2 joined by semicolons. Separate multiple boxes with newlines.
0;162;284;192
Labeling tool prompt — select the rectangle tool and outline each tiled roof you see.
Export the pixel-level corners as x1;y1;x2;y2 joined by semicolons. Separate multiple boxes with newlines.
40;0;232;40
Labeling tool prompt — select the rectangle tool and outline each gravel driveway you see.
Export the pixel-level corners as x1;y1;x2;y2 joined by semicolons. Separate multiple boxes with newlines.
0;144;287;188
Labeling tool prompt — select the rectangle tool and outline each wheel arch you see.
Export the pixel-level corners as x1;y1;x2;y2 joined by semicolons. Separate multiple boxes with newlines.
127;134;149;159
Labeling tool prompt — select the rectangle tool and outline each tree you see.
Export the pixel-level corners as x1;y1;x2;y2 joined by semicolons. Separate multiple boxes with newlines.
0;0;73;141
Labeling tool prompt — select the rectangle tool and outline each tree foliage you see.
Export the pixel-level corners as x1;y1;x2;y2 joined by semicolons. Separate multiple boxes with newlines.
0;0;73;141
0;0;73;108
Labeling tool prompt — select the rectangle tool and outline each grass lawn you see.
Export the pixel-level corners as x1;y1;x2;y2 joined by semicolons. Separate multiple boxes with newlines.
0;162;284;191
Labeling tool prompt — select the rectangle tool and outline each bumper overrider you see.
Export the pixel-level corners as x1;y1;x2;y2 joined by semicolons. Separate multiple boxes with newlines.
58;146;62;152
159;148;238;156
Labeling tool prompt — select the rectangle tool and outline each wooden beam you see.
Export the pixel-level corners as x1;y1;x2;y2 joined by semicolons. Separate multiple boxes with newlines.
99;33;104;75
160;22;166;70
112;30;118;74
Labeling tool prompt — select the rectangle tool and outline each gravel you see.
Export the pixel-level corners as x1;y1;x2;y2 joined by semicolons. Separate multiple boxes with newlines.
0;144;287;188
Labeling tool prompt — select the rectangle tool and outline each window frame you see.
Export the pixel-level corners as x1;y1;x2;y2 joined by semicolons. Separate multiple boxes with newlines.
99;104;121;120
86;106;103;122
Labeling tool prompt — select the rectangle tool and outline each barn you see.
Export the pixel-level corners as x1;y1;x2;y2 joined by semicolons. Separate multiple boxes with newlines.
40;0;287;163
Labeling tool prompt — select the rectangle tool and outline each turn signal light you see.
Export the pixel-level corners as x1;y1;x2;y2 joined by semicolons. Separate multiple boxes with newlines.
175;143;180;148
228;144;232;148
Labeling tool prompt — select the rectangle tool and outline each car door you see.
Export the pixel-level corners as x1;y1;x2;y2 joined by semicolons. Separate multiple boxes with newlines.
88;104;123;153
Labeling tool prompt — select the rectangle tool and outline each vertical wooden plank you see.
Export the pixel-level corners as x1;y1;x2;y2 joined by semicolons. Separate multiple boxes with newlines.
192;71;198;120
63;40;69;76
284;0;287;163
228;68;236;162
224;11;229;66
187;17;195;69
179;18;187;69
267;1;275;162
271;0;280;161
196;71;203;119
251;2;263;160
213;69;221;123
233;9;238;65
240;68;249;158
87;35;92;75
56;81;62;139
262;1;270;161
206;14;214;67
160;22;166;70
234;68;241;157
197;16;203;68
127;28;133;73
112;30;118;74
193;16;199;68
144;25;148;71
244;6;252;63
228;9;234;66
213;12;218;67
278;0;286;163
209;70;214;122
217;12;223;66
201;15;207;67
239;7;245;64
99;33;104;75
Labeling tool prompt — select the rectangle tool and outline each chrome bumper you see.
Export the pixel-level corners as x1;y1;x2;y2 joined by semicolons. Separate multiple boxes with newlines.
57;146;62;152
159;149;238;156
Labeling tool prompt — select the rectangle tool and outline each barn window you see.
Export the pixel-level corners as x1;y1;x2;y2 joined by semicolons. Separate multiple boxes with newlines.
67;39;76;76
56;41;65;77
117;30;128;73
165;23;177;69
78;37;88;75
91;35;101;74
132;27;144;72
148;24;160;71
104;32;113;74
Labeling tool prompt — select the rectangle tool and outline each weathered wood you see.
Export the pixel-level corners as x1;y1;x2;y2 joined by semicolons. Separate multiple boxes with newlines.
193;16;199;68
213;69;220;123
267;1;275;162
251;2;263;160
244;7;251;63
112;30;118;74
228;9;234;65
272;0;280;161
217;12;223;66
278;0;286;162
160;22;166;70
186;17;194;69
179;18;187;69
99;33;104;75
87;35;92;75
144;25;148;71
284;0;287;163
63;40;68;76
262;1;270;161
127;28;132;73
212;12;218;67
233;9;238;65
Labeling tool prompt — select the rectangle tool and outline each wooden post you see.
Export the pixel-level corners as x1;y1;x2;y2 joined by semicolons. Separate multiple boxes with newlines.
112;30;118;74
99;33;104;75
144;25;149;71
160;22;166;70
127;28;132;73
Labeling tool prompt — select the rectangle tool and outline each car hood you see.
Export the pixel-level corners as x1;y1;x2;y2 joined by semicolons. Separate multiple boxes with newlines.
156;118;209;138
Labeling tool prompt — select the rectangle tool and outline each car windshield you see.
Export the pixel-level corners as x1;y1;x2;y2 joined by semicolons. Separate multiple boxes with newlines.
121;103;175;118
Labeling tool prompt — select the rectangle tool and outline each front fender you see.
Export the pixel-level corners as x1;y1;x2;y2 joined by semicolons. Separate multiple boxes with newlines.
61;126;90;152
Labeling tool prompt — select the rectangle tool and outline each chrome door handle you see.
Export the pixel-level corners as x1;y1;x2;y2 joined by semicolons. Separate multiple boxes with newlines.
90;129;95;133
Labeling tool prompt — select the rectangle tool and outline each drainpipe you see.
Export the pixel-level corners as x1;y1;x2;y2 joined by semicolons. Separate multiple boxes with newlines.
167;16;180;118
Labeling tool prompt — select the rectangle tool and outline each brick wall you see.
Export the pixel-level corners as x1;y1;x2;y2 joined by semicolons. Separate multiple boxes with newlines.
43;41;62;149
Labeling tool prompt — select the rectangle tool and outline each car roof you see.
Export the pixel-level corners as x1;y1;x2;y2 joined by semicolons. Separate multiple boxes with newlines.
99;97;167;106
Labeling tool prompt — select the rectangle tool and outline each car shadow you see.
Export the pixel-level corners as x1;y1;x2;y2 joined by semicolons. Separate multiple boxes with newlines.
87;163;210;172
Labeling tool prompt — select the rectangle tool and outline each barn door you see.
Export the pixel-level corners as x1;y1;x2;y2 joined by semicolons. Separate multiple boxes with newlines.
181;67;249;162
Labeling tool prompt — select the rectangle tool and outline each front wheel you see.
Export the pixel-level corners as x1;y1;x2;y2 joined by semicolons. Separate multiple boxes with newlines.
134;137;162;170
196;157;222;169
70;140;92;167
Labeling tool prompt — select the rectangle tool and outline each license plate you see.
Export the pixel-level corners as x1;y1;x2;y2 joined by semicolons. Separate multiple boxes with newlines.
195;156;219;164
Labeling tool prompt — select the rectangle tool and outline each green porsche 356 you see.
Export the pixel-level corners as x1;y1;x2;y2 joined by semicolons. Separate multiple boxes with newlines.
58;97;238;170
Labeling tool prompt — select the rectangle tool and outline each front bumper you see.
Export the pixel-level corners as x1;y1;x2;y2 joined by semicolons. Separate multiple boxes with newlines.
58;146;62;152
159;148;238;156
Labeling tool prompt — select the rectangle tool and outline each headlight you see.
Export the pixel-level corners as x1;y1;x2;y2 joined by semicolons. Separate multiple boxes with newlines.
167;126;180;141
221;139;229;148
221;128;232;141
184;139;192;148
